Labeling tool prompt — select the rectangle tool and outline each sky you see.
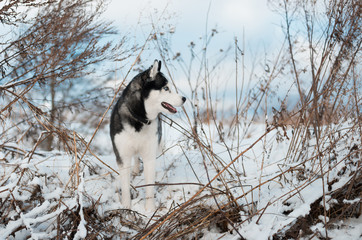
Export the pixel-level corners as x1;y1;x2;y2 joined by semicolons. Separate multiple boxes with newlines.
104;0;283;54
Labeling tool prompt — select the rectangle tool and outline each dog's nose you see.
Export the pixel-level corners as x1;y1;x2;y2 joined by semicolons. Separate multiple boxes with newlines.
182;96;186;103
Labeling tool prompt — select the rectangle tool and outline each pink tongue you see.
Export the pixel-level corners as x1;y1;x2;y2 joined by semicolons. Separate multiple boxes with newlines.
162;102;177;113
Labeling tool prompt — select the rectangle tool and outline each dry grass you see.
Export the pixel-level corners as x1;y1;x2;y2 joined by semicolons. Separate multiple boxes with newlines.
1;0;361;239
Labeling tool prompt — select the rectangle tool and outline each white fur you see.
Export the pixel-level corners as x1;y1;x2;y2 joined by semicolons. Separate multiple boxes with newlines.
144;83;185;120
114;121;158;211
149;60;159;79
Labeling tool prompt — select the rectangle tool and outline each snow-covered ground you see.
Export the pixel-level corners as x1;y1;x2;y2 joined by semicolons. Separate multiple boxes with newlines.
0;116;361;239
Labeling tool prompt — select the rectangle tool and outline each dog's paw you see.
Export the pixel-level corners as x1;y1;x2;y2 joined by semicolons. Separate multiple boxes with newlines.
121;198;131;210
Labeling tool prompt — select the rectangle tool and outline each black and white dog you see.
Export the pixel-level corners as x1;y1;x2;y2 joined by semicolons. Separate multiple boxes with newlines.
110;60;186;211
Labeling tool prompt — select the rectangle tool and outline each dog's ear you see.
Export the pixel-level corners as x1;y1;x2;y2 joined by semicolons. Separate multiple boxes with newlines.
149;60;161;79
157;60;162;71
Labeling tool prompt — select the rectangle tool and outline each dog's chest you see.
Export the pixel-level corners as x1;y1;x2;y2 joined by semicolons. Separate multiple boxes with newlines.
115;121;159;156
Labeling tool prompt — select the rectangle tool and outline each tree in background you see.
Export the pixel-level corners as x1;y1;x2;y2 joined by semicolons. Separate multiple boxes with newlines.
1;0;130;151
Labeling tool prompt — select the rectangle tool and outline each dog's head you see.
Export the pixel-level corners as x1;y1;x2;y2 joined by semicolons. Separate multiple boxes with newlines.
143;60;186;120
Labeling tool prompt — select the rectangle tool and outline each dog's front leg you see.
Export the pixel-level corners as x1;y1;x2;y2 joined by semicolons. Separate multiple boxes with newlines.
117;159;132;209
143;156;156;212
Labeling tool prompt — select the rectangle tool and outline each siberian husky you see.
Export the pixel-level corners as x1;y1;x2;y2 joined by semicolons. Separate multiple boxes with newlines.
110;60;186;211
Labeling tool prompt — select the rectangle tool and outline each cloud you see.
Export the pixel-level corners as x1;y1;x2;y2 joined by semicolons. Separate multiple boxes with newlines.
103;0;284;62
105;0;279;37
218;0;275;35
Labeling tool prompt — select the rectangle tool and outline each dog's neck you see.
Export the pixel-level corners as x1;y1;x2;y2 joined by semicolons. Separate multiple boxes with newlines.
127;106;151;125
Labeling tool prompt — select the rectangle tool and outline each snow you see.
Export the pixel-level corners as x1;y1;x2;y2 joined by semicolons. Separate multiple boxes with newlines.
321;217;362;240
74;175;87;240
0;118;360;239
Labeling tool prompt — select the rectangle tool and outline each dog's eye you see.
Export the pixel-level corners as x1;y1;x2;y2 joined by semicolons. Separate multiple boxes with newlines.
163;86;169;91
